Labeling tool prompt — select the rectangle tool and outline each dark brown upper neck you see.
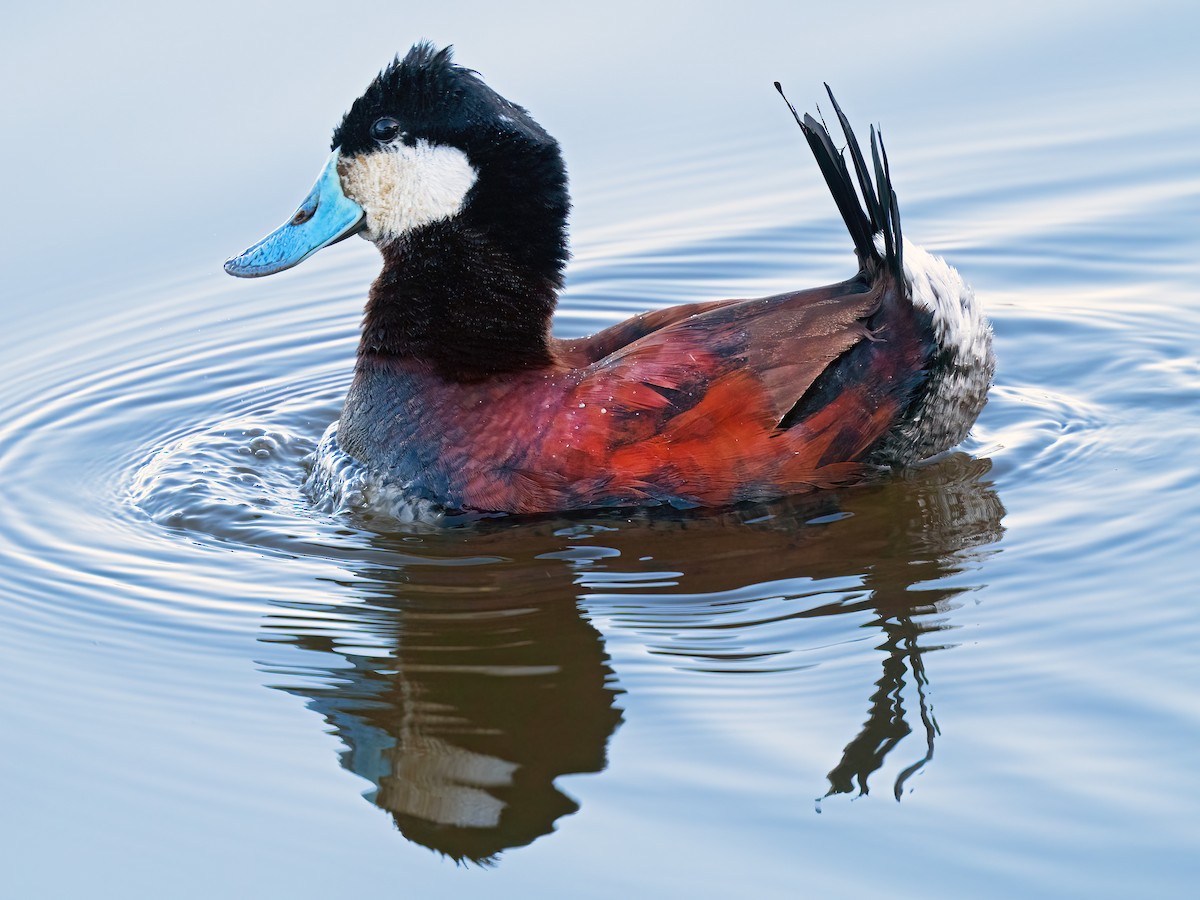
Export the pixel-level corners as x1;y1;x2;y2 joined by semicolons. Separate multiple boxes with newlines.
358;221;560;381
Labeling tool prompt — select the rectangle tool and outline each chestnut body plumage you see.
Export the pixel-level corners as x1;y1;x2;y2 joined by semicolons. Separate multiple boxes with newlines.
226;44;994;516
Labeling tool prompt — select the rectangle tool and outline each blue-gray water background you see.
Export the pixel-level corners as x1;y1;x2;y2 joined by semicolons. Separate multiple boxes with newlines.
2;2;1198;897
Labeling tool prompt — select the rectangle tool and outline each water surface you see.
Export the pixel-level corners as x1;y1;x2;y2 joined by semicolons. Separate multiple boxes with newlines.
2;2;1198;897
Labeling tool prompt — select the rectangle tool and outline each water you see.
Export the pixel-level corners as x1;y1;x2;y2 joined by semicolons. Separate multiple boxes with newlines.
3;2;1199;897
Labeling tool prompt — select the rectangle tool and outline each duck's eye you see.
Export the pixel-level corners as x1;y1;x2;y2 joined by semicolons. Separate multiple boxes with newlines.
370;117;403;143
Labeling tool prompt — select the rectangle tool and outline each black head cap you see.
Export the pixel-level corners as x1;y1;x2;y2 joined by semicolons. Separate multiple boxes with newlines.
333;42;570;284
332;42;554;157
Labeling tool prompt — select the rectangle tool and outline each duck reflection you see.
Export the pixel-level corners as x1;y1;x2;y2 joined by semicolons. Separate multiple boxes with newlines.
814;458;1003;800
264;575;623;864
261;453;1003;861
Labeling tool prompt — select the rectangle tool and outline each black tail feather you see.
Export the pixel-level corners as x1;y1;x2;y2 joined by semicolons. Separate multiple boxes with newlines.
824;86;885;245
869;126;893;265
875;126;904;281
774;83;904;285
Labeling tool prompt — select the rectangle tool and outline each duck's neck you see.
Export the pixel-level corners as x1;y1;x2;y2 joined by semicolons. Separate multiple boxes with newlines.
357;221;562;381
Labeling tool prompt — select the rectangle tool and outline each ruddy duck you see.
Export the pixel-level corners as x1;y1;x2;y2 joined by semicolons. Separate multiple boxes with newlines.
226;43;993;515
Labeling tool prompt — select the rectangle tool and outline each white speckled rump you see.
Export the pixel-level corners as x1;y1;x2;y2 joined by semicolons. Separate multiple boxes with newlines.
876;236;996;463
897;238;992;372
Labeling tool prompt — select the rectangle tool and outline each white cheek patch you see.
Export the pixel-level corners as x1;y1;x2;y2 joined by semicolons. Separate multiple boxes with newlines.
338;140;478;241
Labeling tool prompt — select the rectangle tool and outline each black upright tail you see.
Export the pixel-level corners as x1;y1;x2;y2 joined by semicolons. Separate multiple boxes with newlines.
774;83;904;286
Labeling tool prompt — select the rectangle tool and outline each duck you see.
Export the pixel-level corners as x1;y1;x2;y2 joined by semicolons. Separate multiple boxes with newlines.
225;43;994;516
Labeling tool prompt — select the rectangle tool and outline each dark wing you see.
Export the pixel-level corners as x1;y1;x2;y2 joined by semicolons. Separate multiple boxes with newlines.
585;278;882;424
520;280;887;507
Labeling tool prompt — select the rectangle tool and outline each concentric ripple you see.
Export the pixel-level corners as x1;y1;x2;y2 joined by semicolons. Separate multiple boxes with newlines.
2;151;1192;861
0;218;1043;649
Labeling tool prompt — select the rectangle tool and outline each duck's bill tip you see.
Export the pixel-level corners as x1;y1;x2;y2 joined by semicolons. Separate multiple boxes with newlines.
224;253;284;278
224;150;365;279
